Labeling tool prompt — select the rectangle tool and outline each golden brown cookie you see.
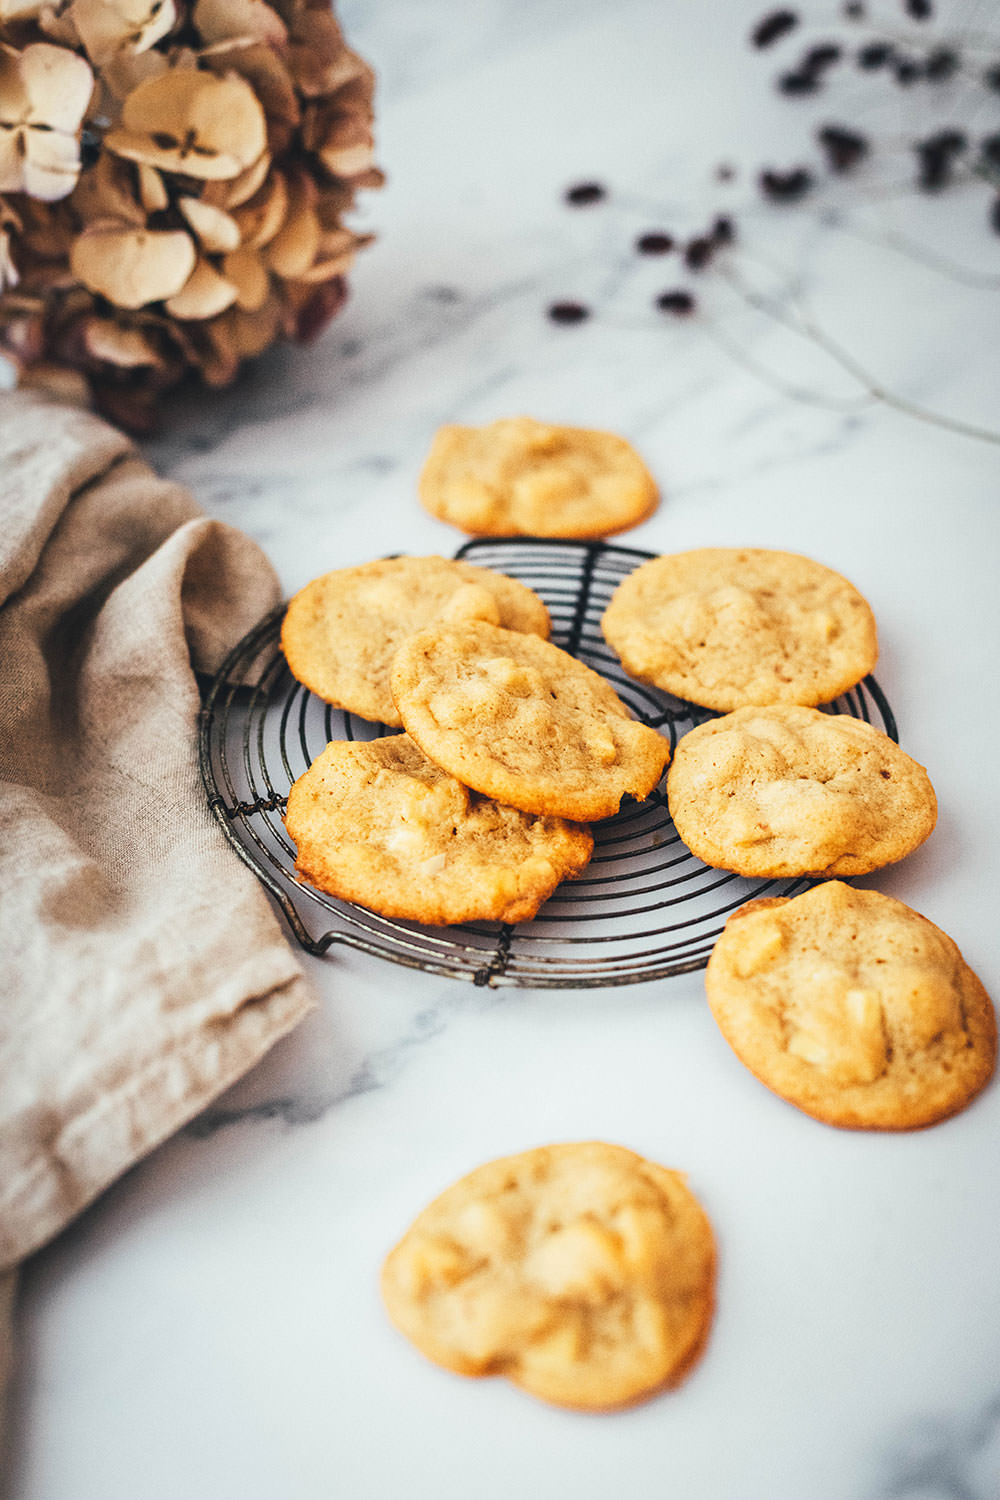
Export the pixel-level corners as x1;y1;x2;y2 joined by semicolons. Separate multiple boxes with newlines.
668;706;937;878
281;555;550;726
390;621;669;821
418;417;659;538
705;882;996;1130
380;1142;716;1411
601;547;878;711
284;734;593;925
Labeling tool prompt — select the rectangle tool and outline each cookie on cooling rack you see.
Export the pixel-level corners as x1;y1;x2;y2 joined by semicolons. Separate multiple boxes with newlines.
668;705;936;878
705;882;996;1130
281;555;550;726
389;620;669;822
381;1141;716;1411
284;733;593;925
418;417;659;539
601;547;878;711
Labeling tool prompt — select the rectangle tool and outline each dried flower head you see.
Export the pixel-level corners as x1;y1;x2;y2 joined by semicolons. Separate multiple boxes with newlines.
0;0;379;426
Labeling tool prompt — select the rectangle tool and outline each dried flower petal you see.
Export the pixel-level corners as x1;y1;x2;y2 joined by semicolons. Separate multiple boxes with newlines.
750;9;798;47
165;256;238;318
105;69;267;180
71;221;196;307
136;161;168;212
231;169;287;247
222;243;269;308
0;197;21;290
83;314;161;365
0;43;94;202
71;149;145;226
263;167;318;276
178;195;241;252
193;0;286;46
70;0;176;66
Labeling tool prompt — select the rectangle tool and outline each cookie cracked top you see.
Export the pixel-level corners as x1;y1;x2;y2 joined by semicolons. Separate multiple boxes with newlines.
285;734;593;926
418;417;659;538
705;882;996;1130
389;620;669;821
602;547;878;711
668;705;937;878
381;1142;716;1410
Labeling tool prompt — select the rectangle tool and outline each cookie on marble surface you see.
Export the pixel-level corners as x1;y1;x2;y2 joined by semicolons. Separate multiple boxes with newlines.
284;733;593;926
705;882;996;1131
601;547;878;711
418;416;659;538
389;620;669;821
281;555;550;726
380;1141;716;1411
667;705;937;878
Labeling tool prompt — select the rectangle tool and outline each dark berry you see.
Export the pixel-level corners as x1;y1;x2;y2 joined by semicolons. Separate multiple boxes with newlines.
564;182;606;206
760;166;814;201
655;290;696;315
904;0;931;17
857;42;892;69
803;43;842;72
817;124;870;172
985;65;1000;93
684;236;715;270
751;9;799;47
843;1;865;16
778;70;820;94
894;57;919;84
710;215;736;245
547;301;590;324
635;231;675;255
980;134;1000;172
924;47;958;81
914;132;965;191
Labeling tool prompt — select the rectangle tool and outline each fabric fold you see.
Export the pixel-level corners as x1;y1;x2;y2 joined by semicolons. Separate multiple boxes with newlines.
0;390;316;1274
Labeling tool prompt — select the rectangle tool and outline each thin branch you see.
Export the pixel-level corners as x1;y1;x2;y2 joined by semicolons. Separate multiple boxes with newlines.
718;262;1000;446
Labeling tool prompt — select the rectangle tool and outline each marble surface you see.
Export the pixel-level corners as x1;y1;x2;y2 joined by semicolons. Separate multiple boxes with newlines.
7;0;1000;1496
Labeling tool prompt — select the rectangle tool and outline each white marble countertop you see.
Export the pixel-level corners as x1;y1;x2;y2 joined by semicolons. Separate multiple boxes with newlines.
8;0;1000;1496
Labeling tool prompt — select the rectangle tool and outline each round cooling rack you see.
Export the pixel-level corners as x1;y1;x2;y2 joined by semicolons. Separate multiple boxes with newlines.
199;538;898;989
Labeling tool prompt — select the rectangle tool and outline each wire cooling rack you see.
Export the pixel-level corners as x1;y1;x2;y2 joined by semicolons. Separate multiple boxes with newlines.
199;538;897;988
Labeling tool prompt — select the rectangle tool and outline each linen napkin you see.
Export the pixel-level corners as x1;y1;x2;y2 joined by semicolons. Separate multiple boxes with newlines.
0;390;316;1400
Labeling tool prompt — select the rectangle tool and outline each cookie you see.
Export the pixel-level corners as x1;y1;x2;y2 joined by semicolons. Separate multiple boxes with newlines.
389;620;669;821
667;706;937;878
705;882;996;1130
281;555;550;726
601;547;878;711
380;1142;716;1410
284;734;593;925
418;417;659;538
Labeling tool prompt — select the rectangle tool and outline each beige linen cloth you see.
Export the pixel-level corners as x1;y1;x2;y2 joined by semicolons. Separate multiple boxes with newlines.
0;390;315;1428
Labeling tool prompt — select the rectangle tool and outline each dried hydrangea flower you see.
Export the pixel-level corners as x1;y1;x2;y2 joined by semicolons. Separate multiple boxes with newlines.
0;42;94;201
70;221;197;307
70;0;176;67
